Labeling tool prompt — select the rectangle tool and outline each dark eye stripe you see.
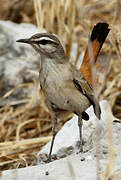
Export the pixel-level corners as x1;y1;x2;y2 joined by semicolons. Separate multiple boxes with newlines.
38;39;48;45
36;39;57;45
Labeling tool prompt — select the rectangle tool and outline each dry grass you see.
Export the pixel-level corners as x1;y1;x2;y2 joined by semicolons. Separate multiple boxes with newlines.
0;0;121;178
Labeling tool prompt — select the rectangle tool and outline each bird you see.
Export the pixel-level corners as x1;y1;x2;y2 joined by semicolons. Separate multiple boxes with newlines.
16;22;110;162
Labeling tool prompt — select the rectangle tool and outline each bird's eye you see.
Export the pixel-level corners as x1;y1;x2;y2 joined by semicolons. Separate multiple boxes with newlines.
39;39;48;45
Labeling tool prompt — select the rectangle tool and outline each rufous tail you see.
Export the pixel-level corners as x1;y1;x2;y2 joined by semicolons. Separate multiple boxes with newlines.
80;22;110;87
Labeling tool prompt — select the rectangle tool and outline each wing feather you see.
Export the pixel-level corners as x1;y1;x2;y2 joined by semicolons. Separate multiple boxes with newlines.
71;64;101;119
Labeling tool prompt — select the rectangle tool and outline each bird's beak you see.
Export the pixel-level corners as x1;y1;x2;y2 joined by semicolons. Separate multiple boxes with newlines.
16;38;31;44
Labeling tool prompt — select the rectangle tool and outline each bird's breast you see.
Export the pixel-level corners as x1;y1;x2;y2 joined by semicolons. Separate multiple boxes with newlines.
39;61;71;99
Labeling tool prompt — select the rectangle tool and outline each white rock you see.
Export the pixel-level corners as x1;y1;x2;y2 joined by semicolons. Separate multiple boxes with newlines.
38;100;117;156
1;155;99;180
0;21;40;105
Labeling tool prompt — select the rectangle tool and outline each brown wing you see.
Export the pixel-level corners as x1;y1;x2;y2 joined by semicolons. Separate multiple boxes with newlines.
72;65;101;119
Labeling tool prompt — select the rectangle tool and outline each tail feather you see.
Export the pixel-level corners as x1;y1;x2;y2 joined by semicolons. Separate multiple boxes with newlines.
80;22;110;87
86;95;101;120
90;22;110;53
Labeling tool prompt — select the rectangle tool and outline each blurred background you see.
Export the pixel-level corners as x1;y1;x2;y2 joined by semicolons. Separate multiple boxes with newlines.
0;0;121;173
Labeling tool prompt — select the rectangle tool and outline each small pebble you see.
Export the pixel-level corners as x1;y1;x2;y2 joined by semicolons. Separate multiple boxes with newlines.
45;171;49;175
80;157;85;161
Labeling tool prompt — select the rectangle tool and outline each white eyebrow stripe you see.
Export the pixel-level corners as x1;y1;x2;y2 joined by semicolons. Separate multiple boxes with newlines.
34;37;55;42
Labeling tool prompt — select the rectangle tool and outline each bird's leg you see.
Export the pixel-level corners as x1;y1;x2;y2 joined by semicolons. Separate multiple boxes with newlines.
48;113;57;162
78;115;83;152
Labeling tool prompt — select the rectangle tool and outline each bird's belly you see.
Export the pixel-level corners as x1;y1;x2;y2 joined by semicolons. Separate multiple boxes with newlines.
41;79;90;114
60;88;90;114
41;79;67;107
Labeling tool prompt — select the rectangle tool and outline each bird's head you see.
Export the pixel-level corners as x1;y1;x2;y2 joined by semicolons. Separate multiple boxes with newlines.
17;33;65;59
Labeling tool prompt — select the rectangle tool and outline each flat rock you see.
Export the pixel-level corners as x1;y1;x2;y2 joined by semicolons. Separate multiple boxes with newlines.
0;155;107;180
